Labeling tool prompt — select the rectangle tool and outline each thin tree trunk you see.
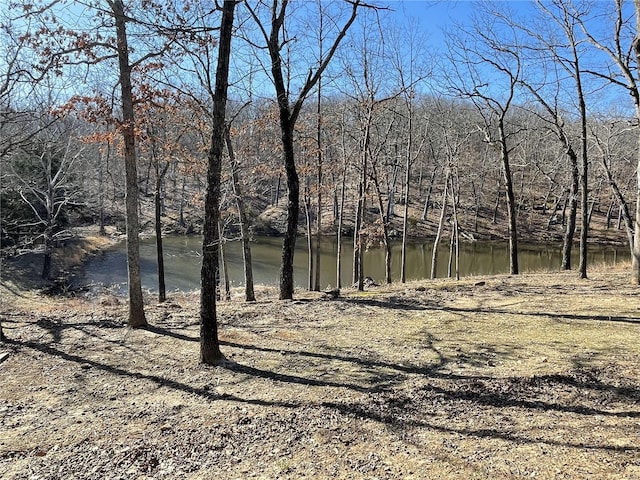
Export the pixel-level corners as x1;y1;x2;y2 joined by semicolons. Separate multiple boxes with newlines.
336;164;347;289
98;143;108;235
314;26;323;292
274;173;281;206
492;184;501;224
41;227;52;280
431;170;449;280
267;34;299;299
353;178;363;286
499;122;519;275
400;137;411;284
354;108;372;291
111;0;147;328
179;175;186;227
218;221;231;301
450;171;460;280
304;183;313;290
155;174;166;302
371;169;392;284
225;128;255;301
447;223;454;279
606;200;614;229
200;0;235;364
422;165;438;221
561;148;579;270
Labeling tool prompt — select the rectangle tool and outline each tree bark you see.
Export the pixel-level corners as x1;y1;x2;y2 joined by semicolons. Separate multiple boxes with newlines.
314;20;323;292
400;126;411;284
499;120;519;275
200;0;236;364
431;170;449;280
336;159;347;289
576;60;589;280
371;165;392;284
561;147;579;270
225;128;255;301
155;174;166;303
111;0;147;328
304;180;313;290
266;20;299;299
218;221;231;301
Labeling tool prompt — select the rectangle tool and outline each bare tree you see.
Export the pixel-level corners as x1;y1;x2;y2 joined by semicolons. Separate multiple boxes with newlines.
446;10;523;274
524;0;590;278
388;19;430;283
199;0;237;365
245;0;364;299
108;0;148;327
591;120;635;256
8;120;85;279
575;0;640;283
225;127;256;302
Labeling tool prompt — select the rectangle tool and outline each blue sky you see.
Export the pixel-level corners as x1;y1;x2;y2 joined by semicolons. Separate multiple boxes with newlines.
388;0;536;48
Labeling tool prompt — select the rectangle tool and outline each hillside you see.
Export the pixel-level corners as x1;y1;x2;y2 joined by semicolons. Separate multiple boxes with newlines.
1;267;639;479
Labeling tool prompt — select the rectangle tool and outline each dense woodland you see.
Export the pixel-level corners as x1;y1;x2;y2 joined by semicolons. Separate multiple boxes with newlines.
2;1;640;360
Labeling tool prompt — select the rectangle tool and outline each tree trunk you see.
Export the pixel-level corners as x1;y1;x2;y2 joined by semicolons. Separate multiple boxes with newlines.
336;161;347;289
450;171;460;280
431;171;449;280
200;0;235;364
492;184;501;224
354;108;372;291
274;173;281;206
400;139;411;284
499;122;519;275
98;144;107;235
606;200;614;229
577;73;589;280
268;42;299;299
353;179;362;287
278;116;299;300
178;174;186;227
371;169;392;284
225;128;255;301
602;156;634;255
314;39;323;292
111;0;147;328
304;183;313;290
561;148;579;270
421;165;438;221
218;221;231;301
155;175;166;303
40;225;53;280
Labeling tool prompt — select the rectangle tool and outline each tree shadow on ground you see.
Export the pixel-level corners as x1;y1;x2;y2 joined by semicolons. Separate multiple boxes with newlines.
7;304;640;456
338;291;640;324
338;296;429;311
8;330;640;454
431;304;640;325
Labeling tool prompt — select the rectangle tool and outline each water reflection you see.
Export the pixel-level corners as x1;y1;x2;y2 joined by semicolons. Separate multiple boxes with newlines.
77;235;629;293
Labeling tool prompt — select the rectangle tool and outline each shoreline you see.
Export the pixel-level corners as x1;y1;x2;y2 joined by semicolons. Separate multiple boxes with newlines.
0;224;632;299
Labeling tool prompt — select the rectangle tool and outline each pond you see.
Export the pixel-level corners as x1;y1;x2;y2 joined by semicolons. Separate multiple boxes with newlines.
74;235;629;293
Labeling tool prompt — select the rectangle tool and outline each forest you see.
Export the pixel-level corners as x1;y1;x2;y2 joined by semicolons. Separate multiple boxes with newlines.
3;3;640;477
2;0;640;358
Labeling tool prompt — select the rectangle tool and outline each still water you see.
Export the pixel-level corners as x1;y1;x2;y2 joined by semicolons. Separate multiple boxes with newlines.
76;235;629;293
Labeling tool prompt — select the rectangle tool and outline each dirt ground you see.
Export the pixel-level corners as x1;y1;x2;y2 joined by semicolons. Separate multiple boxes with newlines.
1;264;640;479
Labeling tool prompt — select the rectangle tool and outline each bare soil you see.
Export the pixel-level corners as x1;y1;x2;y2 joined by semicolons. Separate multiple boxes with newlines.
1;263;640;479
